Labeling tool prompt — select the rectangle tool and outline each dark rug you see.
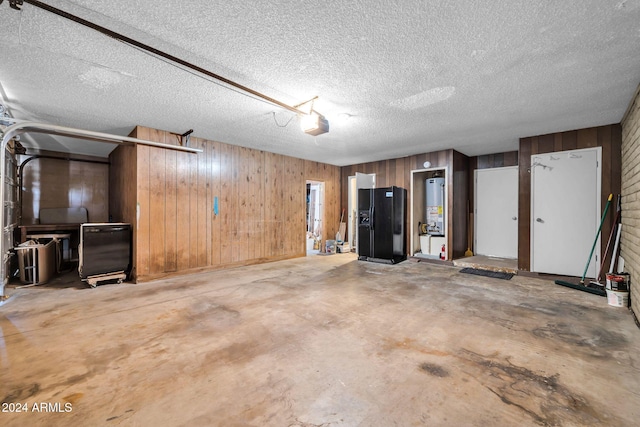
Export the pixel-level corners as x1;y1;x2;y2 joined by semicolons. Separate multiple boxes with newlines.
459;267;514;280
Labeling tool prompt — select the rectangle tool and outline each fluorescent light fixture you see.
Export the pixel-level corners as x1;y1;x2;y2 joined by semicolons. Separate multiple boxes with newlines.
301;111;329;136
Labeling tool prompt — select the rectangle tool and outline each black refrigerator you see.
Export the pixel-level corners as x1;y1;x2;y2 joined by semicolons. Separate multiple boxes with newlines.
357;186;407;264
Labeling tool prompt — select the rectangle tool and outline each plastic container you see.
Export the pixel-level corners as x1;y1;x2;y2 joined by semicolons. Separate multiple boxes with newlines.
606;289;629;308
605;273;630;291
325;240;336;254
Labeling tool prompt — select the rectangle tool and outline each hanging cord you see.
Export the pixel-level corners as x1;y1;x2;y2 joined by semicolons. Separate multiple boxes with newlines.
272;112;295;128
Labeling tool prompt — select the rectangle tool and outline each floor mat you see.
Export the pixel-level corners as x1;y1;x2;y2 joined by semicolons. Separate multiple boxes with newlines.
459;267;514;280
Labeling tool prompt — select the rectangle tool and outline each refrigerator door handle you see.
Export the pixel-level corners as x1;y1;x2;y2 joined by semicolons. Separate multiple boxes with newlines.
370;206;374;230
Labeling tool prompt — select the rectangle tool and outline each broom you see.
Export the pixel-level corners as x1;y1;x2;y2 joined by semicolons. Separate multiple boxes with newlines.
465;200;473;257
555;194;612;296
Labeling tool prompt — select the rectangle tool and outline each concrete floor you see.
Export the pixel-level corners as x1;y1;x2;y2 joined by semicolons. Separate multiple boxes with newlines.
1;253;639;426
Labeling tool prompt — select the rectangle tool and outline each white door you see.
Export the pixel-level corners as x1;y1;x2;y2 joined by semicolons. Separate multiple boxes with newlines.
475;167;518;258
531;148;601;277
349;173;375;253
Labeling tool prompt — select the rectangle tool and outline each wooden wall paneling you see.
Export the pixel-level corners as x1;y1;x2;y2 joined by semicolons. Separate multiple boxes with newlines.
188;138;200;268
229;146;240;263
196;137;209;267
518;138;532;271
445;150;454;258
451;151;469;259
239;147;250;262
148;144;166;275
248;148;262;260
237;146;247;262
395;158;405;190
611;125;622;197
562;130;578;150
218;142;234;265
165;139;178;272
82;162;109;222
176;149;191;271
290;157;306;255
136;146;151;278
21;157;109;224
438;150;449;168
108;144;137;279
209;141;221;267
283;156;294;255
503;151;518;166
600;126;613;264
537;134;555;154
328;164;339;242
257;151;266;259
577;127;598;148
205;141;213;267
554;133;563;152
378;160;387;187
265;152;283;257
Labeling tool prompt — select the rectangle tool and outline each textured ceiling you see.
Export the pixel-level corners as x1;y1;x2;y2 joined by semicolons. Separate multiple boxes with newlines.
1;0;639;165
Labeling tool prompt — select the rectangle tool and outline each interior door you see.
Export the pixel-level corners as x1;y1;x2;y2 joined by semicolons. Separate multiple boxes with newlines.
531;148;601;277
475;167;518;258
352;173;375;253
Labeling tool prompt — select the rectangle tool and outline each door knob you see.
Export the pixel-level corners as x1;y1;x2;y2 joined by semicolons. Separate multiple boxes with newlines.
512;216;517;220
536;218;543;223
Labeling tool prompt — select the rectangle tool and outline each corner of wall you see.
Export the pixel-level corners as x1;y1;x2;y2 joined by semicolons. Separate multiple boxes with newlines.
621;82;640;320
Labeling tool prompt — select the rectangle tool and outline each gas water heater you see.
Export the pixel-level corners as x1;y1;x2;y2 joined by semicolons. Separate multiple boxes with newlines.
425;177;445;236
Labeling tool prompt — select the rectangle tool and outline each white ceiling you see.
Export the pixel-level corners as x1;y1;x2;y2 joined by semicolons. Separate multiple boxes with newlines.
1;0;639;166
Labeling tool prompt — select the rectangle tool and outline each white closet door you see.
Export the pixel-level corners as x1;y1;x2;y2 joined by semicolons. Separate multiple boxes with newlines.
475;167;518;258
531;148;601;277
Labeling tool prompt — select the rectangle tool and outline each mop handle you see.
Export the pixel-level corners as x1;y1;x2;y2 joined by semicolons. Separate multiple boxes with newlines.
580;194;612;283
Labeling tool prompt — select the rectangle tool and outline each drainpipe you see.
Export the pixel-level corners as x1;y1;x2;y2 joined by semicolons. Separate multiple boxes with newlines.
0;120;203;299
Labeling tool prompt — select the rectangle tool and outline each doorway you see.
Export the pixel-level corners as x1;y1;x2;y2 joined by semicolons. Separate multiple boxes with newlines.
410;167;448;260
306;181;324;255
530;148;601;277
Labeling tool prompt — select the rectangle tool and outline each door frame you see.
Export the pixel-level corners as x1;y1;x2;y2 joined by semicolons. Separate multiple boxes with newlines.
474;166;519;258
348;173;375;254
306;180;325;255
410;167;448;258
530;147;602;276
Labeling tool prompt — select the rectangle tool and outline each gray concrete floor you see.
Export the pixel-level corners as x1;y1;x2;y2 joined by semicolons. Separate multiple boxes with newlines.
1;253;639;426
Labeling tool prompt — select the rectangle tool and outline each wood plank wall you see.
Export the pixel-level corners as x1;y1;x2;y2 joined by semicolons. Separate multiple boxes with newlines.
518;124;622;271
109;126;340;281
108;144;137;273
21;155;109;224
340;149;470;259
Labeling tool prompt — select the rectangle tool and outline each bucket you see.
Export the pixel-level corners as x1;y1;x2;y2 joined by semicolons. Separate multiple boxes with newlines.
606;289;629;308
325;240;336;254
605;273;630;291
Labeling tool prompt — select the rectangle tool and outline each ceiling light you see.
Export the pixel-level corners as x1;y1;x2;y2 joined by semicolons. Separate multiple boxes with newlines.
301;112;329;136
295;97;329;136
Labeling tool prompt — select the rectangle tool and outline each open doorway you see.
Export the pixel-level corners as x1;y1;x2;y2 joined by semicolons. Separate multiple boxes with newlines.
410;167;448;260
306;181;324;255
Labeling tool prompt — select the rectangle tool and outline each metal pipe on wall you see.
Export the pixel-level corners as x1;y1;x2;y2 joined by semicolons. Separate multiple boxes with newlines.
0;120;203;299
